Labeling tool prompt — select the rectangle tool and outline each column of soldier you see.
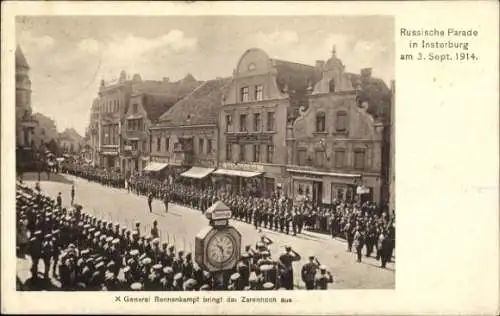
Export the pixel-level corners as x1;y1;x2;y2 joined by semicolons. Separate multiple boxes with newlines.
64;164;125;189
16;183;335;291
62;162;395;267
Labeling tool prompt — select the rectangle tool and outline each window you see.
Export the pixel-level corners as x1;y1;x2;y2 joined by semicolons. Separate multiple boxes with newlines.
255;85;263;101
142;141;147;152
315;150;324;167
329;79;336;92
207;139;213;153
334;149;346;168
354;149;366;170
226;143;232;161
131;140;138;151
297;149;307;166
165;137;170;152
239;114;247;132
156;137;161;152
316;112;326;132
336;111;347;132
266;111;275;131
133;104;138;113
199;138;204;154
240;87;249;102
253;113;261;132
225;115;232;132
41;128;45;136
239;144;246;162
253;144;260;162
266;145;274;163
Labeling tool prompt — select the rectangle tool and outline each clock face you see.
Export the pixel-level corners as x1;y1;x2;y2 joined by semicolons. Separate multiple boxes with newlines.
206;233;236;266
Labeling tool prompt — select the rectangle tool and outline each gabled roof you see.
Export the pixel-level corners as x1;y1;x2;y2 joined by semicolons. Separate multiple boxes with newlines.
345;73;392;122
156;77;232;128
131;76;204;123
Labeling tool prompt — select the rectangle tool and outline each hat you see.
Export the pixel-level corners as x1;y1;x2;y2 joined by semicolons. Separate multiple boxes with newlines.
285;246;292;251
174;273;183;281
183;278;197;289
168;245;175;251
95;262;105;269
106;237;113;242
135;221;140;226
241;253;249;259
152;238;160;245
115;223;120;228
261;251;270;257
121;227;126;232
139;253;147;260
163;266;173;274
83;224;90;229
100;235;107;241
34;230;42;236
127;258;135;265
260;264;273;272
88;228;96;233
123;266;131;274
199;284;211;290
162;242;168;247
142;257;152;265
319;265;327;271
230;273;240;281
130;249;139;256
309;255;315;260
80;249;90;256
263;282;274;290
68;243;76;249
131;231;138;236
130;282;143;291
152;264;162;271
106;261;115;268
45;233;52;238
112;238;120;245
94;231;101;237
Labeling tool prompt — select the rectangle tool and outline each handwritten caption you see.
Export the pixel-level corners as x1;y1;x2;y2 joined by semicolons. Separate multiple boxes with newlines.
400;28;479;62
113;295;293;304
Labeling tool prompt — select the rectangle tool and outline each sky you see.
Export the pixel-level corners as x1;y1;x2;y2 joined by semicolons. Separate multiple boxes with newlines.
16;16;394;136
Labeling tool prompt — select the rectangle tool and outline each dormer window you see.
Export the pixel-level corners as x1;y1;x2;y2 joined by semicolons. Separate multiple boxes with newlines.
329;79;336;92
335;111;347;132
248;63;256;71
316;112;326;132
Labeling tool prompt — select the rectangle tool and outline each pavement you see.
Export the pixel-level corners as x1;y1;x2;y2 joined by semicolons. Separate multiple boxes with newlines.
18;173;395;289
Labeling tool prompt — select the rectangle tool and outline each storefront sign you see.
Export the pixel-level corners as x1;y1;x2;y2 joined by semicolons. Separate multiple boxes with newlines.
226;134;273;143
220;162;264;172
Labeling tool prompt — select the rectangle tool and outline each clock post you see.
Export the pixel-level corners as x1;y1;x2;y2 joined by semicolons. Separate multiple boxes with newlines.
194;201;242;290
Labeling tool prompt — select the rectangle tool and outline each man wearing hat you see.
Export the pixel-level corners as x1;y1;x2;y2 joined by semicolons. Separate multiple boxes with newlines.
163;192;170;214
173;272;184;291
314;265;333;290
130;282;144;291
41;233;55;279
172;250;184;275
353;225;365;263
147;191;154;213
28;230;43;279
182;253;194;280
301;256;319;290
160;266;174;290
278;246;301;290
183;278;197;291
146;264;163;291
236;261;250;288
56;192;62;209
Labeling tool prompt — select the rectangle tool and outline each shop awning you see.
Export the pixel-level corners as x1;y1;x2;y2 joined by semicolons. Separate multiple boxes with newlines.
287;168;361;178
143;162;168;172
181;167;215;179
213;169;263;178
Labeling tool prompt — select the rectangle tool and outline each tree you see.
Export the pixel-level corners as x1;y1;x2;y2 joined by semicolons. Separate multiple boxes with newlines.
46;139;60;156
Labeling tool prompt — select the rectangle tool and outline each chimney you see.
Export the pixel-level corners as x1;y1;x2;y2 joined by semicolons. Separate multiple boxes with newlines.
361;68;372;78
315;60;325;72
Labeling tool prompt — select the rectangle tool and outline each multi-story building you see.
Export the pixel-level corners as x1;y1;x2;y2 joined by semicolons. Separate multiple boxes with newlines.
32;113;58;148
121;74;202;177
286;47;392;205
15;45;37;149
150;77;231;184
86;98;100;165
217;48;321;197
388;80;395;213
58;128;84;153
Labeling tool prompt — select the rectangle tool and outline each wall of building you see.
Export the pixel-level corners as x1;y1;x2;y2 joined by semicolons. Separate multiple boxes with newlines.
32;113;58;148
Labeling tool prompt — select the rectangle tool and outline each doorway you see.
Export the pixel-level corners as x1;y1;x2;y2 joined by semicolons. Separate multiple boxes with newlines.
312;181;323;203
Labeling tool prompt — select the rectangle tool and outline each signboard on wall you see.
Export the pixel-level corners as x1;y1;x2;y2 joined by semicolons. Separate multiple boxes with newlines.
226;134;273;143
219;162;265;172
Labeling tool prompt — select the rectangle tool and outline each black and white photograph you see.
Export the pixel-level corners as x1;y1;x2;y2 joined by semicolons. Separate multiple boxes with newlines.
14;15;396;292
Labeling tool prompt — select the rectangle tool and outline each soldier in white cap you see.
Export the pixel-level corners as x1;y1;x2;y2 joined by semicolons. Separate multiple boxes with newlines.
314;265;333;290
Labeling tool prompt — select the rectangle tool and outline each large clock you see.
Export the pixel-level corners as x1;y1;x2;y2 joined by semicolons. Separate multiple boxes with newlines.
195;226;241;272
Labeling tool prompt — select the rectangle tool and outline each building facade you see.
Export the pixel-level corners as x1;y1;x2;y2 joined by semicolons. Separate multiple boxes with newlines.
58;128;84;153
15;45;37;149
217;48;320;197
287;47;392;205
32;113;58;148
122;75;202;177
86;98;101;165
150;77;230;183
388;80;395;213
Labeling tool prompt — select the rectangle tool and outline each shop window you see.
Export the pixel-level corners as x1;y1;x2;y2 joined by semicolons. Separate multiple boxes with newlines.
255;85;263;101
266;145;274;163
253;144;260;162
354;149;366;170
239;144;246;162
336;111;347;132
315;112;326;132
240;87;249;102
297;149;307;166
334;149;345;168
253;113;261;132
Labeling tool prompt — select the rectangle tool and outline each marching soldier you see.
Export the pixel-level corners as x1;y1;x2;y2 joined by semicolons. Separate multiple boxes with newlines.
353;226;365;263
147;191;154;213
150;220;159;239
163;192;169;214
314;265;334;290
70;184;75;205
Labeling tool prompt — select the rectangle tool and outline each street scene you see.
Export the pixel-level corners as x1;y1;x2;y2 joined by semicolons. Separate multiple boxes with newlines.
15;16;395;291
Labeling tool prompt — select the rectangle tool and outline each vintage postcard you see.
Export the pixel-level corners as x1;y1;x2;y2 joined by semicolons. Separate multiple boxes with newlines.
1;1;498;315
